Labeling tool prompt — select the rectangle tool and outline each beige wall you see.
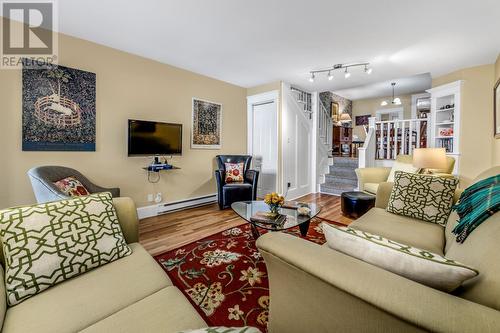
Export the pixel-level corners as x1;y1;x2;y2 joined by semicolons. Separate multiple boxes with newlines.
351;94;414;140
432;64;495;185
0;21;247;208
246;81;281;96
494;55;500;166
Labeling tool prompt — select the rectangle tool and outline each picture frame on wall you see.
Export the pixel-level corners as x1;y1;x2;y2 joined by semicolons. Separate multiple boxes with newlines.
191;98;222;149
495;78;500;139
331;102;339;122
355;114;370;126
22;61;96;151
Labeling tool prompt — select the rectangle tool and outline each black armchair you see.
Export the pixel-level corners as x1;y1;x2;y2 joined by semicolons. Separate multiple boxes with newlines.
215;155;259;209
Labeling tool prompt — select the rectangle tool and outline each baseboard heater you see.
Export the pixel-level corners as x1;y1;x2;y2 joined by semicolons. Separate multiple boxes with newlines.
157;194;217;215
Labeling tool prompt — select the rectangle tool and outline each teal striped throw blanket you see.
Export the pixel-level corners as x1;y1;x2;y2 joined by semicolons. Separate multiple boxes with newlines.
452;174;500;243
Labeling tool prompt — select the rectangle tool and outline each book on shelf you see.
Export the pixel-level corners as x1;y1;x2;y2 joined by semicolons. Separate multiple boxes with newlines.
437;137;453;152
250;211;287;225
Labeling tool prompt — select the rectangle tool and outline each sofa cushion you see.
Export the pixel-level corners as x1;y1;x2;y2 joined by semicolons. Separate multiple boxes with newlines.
322;223;478;292
350;208;445;254
0;192;132;306
53;176;91;196
2;243;171;333
386;171;458;226
80;287;206;333
225;162;245;183
387;160;420;182
364;183;379;195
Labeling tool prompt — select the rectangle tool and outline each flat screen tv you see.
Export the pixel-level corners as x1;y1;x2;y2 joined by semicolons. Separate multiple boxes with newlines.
128;119;182;156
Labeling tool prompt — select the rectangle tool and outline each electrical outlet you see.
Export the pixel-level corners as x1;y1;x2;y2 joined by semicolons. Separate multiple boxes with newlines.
147;194;154;202
287;182;291;188
154;192;163;203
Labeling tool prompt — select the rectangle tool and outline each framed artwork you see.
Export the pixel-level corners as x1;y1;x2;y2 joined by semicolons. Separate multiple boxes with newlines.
330;102;339;121
22;62;96;151
355;114;370;126
192;98;222;149
495;78;500;139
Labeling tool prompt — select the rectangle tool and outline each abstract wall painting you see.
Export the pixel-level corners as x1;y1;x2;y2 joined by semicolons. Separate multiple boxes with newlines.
22;61;96;151
191;98;222;149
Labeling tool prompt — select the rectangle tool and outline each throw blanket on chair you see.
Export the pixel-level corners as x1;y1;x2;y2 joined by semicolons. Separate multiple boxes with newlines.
452;174;500;243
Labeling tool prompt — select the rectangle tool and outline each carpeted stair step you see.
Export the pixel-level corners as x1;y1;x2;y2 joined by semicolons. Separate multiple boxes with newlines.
319;186;348;196
331;157;358;168
324;175;358;187
328;166;357;180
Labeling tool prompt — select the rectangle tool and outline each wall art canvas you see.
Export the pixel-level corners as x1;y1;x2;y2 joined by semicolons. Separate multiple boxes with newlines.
22;62;96;151
355;114;370;126
191;98;222;149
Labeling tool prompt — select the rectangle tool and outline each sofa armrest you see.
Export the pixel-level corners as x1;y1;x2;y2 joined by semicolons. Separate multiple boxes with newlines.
256;232;500;333
245;170;259;200
112;197;139;244
355;167;391;191
375;181;394;209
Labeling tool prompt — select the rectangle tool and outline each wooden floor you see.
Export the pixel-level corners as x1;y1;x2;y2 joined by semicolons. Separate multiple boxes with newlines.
139;193;353;256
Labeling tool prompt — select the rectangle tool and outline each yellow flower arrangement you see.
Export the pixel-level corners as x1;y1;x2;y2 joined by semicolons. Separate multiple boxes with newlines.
264;192;285;216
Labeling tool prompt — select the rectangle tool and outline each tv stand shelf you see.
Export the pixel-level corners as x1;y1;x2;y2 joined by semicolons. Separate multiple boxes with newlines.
143;164;180;172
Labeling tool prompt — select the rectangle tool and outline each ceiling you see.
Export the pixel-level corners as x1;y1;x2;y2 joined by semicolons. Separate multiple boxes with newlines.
24;1;500;91
333;73;432;100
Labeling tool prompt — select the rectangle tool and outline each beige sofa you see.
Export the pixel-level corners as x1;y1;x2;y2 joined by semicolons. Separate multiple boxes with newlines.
355;154;456;195
0;197;206;333
257;167;500;333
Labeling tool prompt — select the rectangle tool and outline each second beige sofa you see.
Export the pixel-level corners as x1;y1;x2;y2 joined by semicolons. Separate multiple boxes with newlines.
257;167;500;333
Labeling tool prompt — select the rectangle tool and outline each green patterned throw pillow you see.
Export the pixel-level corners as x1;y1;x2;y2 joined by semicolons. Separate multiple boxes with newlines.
322;223;478;292
0;192;132;306
387;171;459;226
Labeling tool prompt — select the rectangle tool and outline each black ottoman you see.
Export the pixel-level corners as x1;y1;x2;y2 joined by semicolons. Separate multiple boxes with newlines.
341;191;376;218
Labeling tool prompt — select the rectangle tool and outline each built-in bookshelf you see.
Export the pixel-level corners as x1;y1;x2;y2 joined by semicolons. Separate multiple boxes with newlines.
426;80;462;174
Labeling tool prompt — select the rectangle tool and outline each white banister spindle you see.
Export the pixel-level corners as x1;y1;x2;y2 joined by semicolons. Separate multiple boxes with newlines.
401;121;406;155
415;120;421;149
408;121;414;154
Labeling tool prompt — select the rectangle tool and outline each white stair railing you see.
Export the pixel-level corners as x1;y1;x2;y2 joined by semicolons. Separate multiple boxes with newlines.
359;117;429;168
358;117;376;168
318;101;333;150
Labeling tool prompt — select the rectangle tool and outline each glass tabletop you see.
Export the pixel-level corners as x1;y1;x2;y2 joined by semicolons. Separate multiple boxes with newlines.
231;201;321;231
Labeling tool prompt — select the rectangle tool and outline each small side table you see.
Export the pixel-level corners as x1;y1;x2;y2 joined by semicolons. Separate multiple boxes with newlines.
341;191;375;218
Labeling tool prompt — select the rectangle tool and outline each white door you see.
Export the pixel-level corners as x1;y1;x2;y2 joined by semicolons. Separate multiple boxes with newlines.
250;101;278;197
282;84;313;199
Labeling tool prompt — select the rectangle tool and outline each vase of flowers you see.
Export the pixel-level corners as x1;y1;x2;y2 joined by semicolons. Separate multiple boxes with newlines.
264;192;285;217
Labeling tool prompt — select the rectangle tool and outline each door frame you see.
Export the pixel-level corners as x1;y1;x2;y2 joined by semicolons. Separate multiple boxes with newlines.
375;107;404;120
247;90;280;195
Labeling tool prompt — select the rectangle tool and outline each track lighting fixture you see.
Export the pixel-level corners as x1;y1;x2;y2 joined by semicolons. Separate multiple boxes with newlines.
308;62;370;82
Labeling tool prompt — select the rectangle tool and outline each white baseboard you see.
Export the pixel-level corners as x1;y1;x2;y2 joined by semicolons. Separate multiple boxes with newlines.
137;193;218;220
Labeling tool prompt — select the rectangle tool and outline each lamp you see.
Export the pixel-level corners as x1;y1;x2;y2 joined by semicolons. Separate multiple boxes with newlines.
339;113;352;123
413;148;447;173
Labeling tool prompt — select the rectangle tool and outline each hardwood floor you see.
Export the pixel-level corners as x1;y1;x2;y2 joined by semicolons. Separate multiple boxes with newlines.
139;193;353;256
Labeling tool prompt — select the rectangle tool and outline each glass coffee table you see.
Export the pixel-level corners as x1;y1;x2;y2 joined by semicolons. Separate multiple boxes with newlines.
231;201;321;239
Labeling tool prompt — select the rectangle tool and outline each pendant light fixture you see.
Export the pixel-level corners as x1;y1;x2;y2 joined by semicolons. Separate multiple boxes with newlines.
381;82;402;106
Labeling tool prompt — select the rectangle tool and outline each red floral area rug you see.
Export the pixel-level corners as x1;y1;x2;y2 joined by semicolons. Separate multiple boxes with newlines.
154;218;342;332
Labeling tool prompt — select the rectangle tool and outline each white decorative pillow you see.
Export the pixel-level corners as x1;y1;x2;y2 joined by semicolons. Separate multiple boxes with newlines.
321;223;478;292
0;192;132;305
387;160;420;182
